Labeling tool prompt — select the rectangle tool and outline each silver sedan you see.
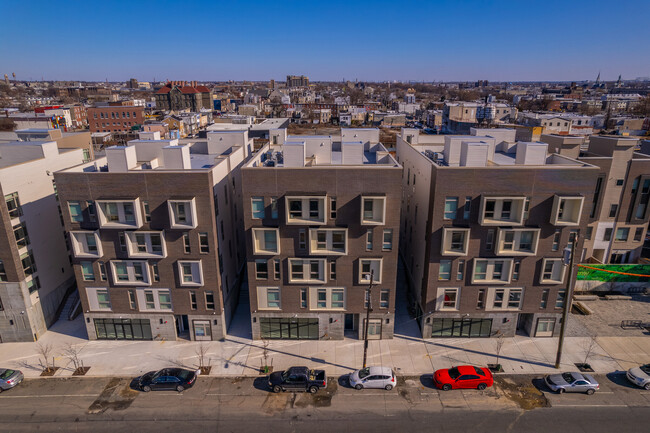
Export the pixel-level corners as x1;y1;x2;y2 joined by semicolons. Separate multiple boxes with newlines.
544;372;599;394
349;366;396;390
0;369;24;392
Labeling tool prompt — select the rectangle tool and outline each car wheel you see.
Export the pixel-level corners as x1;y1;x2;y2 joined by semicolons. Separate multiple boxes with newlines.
477;383;487;391
272;385;282;393
142;385;151;393
558;388;565;394
586;388;595;395
385;384;393;391
176;385;184;393
355;384;363;390
308;386;318;394
644;383;650;391
442;384;452;391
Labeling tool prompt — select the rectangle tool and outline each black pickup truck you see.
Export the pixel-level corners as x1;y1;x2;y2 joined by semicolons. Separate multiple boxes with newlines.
268;366;327;394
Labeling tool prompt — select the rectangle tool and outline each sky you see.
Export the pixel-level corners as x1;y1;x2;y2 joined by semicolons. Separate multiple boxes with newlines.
2;0;649;82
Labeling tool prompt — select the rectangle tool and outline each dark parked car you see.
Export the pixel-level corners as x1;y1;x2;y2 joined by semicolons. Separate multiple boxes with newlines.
0;368;24;392
268;366;327;394
138;368;199;393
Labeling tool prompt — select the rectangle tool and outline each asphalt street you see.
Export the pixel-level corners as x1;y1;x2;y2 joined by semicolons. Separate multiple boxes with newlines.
1;373;649;432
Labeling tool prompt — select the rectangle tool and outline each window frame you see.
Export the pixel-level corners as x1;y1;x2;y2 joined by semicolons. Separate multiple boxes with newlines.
252;228;281;255
308;228;348;255
495;228;540;256
285;196;327;225
360;196;386;225
288;258;326;284
359;258;383;284
177;260;204;286
167;199;198;229
125;231;167;258
440;228;470;256
96;199;143;229
257;286;281;310
471;258;513;284
109;260;151;286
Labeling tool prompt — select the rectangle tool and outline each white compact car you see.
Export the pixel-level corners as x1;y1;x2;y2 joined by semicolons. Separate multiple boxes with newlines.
348;366;396;390
626;364;650;390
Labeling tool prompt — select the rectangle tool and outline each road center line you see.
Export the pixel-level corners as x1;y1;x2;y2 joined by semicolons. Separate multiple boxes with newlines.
1;394;98;398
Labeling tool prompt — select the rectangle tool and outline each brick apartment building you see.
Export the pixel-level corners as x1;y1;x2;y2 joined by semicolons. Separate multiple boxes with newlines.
88;106;144;133
1;141;85;342
54;130;251;341
154;81;212;112
397;128;600;339
242;128;402;340
543;134;650;264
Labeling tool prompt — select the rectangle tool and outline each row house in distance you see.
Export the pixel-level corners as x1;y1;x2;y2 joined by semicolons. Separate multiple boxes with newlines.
242;128;401;340
1;141;85;342
54;130;251;341
397;128;599;339
543;134;650;264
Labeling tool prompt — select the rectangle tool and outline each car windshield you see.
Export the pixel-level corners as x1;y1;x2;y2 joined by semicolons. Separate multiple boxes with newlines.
0;369;15;380
448;368;461;380
640;364;650;375
358;368;371;379
562;373;576;383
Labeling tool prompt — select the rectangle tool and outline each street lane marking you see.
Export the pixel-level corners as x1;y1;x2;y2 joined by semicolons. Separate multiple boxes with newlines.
1;394;98;398
553;404;628;408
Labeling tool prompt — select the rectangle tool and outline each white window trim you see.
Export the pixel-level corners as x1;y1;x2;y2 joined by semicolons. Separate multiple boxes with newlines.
435;287;460;311
495;228;541;256
167;198;198;229
359;258;383;284
471;258;513;284
125;231;167;258
70;231;103;258
360;196;386;225
540;258;566;284
479;196;526;226
85;287;112;311
252;228;280;255
309;286;346;310
550;195;584;226
486;287;524;311
177;260;204;287
288;258;326;284
257;286;281;310
96;199;143;229
109;260;151;286
136;288;173;312
308;228;348;255
285;196;327;225
440;227;470;256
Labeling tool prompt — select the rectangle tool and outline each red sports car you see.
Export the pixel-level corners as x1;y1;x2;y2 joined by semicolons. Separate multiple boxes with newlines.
433;365;493;391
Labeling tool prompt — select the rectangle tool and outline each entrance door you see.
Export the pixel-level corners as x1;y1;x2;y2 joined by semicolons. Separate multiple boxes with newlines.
344;314;357;331
364;319;382;340
535;318;555;337
193;320;212;341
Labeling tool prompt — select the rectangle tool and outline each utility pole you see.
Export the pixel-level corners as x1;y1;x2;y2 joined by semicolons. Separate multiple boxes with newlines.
555;236;576;369
362;270;374;369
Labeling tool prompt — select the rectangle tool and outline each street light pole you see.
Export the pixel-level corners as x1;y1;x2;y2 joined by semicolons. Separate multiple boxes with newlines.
555;237;576;369
362;270;374;369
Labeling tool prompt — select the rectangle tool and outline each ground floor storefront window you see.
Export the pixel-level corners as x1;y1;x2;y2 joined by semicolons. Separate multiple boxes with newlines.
430;318;492;338
534;318;555;337
94;318;152;340
260;318;319;339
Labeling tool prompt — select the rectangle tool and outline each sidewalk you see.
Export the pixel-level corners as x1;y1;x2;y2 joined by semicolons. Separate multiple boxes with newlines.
2;287;649;379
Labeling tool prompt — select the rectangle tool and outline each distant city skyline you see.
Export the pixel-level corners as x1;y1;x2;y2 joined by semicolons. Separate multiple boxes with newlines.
3;0;649;83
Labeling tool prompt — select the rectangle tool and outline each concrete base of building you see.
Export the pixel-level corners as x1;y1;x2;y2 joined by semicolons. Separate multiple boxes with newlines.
251;312;395;340
83;312;227;341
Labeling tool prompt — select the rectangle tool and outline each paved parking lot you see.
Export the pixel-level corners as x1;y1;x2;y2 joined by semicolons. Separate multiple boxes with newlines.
568;294;650;337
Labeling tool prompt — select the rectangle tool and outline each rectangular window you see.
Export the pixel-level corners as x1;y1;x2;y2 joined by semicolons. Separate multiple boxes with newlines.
441;288;458;309
98;261;107;281
270;197;278;219
360;259;382;284
472;259;512;283
609;204;618;218
183;232;191;253
300;288;307;308
255;260;268;279
615;227;629;242
311;287;346;310
152;263;160;282
158;291;172;310
512;260;520;281
253;228;279;254
289;259;325;283
0;260;7;282
477;289;486;309
330;261;336;280
251;197;265;219
274;259;280;280
380;289;389;309
486;230;495;250
590;177;603;218
298;230;306;249
205;291;215;310
382;229;393;251
21;251;36;275
142;201;151;222
68;201;83;222
111;260;150;284
361;197;386;224
199;232;209;253
128;290;137;309
13;222;30;248
523;197;531;220
81;261;95;281
309;229;347;254
585;227;593;240
330;197;337;219
189;291;198;310
552;230;561;251
439;260;451;280
634;227;644;242
5;192;22;218
96;289;111;310
555;290;566;309
493;289;504;309
287;197;326;224
118;232;127;252
457;260;465;281
604;228;613;241
540;289;549;309
444;197;458;220
366;229;373;251
463;196;471;220
507;289;522;309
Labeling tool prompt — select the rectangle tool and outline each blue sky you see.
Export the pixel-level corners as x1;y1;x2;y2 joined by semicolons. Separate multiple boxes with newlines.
2;0;649;82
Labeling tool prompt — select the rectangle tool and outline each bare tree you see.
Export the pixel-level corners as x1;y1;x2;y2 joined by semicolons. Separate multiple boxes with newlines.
582;335;599;367
195;343;209;369
261;339;272;373
494;333;505;367
36;342;55;371
63;344;82;371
